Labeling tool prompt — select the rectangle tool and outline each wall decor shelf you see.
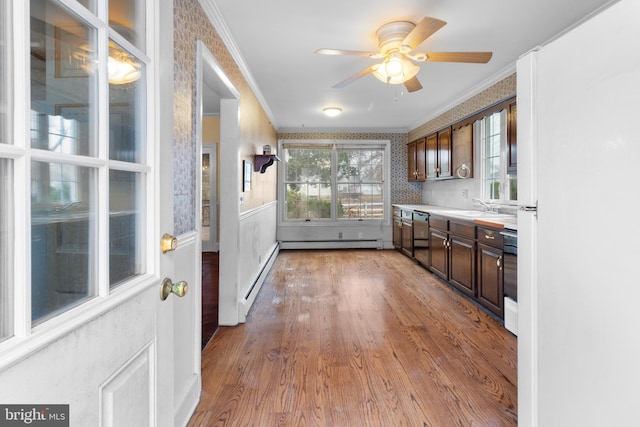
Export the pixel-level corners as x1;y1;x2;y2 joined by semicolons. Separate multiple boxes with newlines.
253;154;280;173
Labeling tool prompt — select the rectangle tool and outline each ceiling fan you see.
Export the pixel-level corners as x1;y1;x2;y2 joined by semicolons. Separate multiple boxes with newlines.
315;17;492;93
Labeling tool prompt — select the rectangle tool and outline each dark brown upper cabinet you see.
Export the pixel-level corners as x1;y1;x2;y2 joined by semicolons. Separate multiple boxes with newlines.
407;137;426;182
426;127;452;180
452;122;474;179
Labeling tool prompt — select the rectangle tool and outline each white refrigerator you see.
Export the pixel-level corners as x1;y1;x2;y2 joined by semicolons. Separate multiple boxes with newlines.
516;1;640;425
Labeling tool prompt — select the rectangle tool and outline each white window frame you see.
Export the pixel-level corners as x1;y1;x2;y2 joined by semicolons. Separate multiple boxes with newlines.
0;0;159;368
278;139;391;227
478;109;517;204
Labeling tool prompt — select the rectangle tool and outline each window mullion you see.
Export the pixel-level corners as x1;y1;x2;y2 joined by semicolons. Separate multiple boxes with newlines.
11;0;31;339
331;143;337;221
97;22;109;297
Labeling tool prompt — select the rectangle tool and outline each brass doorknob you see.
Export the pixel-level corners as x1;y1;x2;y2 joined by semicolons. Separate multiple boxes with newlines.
161;233;178;253
160;278;189;300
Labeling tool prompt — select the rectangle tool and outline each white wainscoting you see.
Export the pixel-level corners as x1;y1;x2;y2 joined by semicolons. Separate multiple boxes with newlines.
237;202;279;322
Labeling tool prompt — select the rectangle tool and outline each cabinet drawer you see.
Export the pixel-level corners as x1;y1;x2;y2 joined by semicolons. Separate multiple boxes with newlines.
449;221;475;239
429;216;448;231
477;227;503;247
393;207;401;218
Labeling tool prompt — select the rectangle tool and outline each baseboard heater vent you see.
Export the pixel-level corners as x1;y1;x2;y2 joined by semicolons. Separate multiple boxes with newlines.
279;239;383;250
244;243;279;301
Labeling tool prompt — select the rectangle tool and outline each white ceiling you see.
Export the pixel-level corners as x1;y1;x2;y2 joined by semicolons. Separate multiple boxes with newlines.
208;0;614;131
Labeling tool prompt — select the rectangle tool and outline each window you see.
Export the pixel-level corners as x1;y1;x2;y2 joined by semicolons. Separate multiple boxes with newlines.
282;142;388;222
0;0;150;336
479;110;517;203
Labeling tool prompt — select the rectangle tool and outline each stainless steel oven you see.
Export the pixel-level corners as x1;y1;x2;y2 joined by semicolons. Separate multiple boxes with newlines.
501;230;517;301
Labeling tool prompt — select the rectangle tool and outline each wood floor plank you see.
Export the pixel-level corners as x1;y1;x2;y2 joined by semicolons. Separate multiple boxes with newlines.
188;249;517;426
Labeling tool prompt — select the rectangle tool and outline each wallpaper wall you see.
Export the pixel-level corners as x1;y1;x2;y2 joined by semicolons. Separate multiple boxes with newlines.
173;0;277;235
409;73;517;141
277;131;422;205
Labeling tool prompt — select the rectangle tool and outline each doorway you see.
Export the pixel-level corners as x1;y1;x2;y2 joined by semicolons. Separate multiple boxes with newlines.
196;40;242;346
201;143;218;348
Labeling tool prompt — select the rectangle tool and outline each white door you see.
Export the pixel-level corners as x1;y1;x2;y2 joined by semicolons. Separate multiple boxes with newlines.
0;1;199;426
517;1;640;426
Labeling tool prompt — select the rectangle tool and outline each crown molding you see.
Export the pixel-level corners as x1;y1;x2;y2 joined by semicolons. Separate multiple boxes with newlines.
198;0;279;129
408;62;517;132
278;127;408;134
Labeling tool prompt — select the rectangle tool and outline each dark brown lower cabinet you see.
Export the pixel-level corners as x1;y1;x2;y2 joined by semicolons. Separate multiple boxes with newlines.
477;227;504;317
449;235;476;298
428;216;449;280
401;219;413;257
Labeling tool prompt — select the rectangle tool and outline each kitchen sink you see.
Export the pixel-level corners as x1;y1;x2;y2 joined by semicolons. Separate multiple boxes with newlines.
435;210;514;219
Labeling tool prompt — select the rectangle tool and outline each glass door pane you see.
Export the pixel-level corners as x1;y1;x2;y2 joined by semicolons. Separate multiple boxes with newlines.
30;0;98;157
108;41;144;162
109;170;144;287
109;0;146;51
31;161;97;324
0;0;9;145
0;159;13;341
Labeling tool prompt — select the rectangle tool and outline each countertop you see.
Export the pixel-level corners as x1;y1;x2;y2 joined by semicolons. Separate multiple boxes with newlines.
393;204;517;231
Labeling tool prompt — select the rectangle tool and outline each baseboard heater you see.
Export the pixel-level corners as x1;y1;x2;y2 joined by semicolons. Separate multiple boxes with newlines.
242;243;279;310
279;239;383;250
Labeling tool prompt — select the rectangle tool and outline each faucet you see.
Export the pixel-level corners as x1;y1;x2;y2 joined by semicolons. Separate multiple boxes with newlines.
472;198;497;213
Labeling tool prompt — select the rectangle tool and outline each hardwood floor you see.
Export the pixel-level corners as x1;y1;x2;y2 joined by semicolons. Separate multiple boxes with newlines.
188;249;517;426
201;252;220;349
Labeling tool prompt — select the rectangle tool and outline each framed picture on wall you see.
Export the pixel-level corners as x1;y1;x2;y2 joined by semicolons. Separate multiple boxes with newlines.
243;160;252;192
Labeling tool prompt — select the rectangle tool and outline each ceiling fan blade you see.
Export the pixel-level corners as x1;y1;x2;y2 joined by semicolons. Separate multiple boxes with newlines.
425;52;493;63
333;66;374;89
401;17;447;51
404;76;423;93
315;48;382;58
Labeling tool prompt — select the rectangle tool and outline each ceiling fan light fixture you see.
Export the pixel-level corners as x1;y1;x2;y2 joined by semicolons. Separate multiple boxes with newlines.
323;107;342;117
372;58;419;85
385;53;404;77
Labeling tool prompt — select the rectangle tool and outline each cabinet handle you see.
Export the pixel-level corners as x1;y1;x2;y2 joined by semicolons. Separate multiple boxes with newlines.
485;234;495;240
497;256;503;270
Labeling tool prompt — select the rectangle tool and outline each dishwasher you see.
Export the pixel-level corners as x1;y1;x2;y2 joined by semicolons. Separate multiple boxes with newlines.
501;230;518;335
413;212;429;267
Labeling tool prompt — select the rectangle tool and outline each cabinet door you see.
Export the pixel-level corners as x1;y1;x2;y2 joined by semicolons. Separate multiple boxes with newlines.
452;123;473;179
393;217;402;249
437;127;452;178
401;221;413;257
407;141;417;181
477;243;504;317
449;235;476;297
415;137;426;181
426;133;438;179
428;228;448;280
507;100;517;173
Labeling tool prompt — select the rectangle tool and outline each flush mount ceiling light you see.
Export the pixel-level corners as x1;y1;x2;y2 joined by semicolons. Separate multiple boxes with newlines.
323;107;342;117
